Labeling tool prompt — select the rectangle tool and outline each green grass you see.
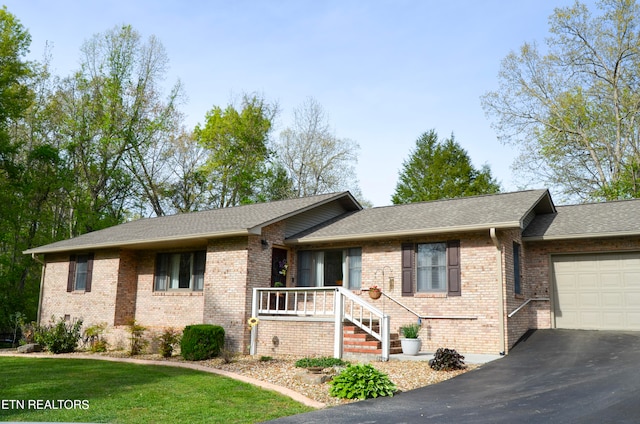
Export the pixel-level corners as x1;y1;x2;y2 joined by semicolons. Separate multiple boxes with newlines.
0;357;314;423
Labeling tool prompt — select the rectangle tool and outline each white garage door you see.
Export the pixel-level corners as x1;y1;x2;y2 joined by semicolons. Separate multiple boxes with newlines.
552;252;640;330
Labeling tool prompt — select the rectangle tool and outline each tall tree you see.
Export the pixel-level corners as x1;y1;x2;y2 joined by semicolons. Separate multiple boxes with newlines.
0;7;60;329
195;94;280;207
392;130;501;204
53;25;182;232
482;0;640;202
277;97;362;197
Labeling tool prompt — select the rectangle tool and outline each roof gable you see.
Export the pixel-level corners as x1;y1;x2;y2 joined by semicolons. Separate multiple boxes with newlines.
287;189;553;244
523;198;640;240
25;192;361;254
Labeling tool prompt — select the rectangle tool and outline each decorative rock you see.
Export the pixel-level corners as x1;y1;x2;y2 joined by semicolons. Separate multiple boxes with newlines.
294;371;332;385
17;343;42;353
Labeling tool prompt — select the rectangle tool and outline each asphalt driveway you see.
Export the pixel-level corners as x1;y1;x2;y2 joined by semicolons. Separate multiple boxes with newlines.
266;329;640;423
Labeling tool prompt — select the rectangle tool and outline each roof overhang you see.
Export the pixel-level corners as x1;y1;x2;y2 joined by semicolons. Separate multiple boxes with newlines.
286;222;521;245
523;230;640;242
23;229;252;255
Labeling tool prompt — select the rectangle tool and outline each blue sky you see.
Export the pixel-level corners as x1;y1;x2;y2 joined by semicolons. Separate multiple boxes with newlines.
4;1;597;206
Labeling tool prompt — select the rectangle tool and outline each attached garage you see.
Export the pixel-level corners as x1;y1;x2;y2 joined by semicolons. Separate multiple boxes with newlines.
552;252;640;330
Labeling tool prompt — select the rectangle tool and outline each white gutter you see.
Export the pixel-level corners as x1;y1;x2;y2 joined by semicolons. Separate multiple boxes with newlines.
490;228;506;356
23;229;251;255
287;222;521;245
523;230;640;241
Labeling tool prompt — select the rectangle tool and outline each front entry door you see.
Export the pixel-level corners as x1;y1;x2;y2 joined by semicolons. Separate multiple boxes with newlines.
271;248;288;287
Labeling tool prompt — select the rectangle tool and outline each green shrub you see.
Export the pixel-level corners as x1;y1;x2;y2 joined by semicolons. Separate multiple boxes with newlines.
126;319;148;356
180;324;225;361
400;323;421;338
295;356;348;368
329;364;397;400
34;317;83;354
158;328;181;358
429;348;466;371
84;323;108;352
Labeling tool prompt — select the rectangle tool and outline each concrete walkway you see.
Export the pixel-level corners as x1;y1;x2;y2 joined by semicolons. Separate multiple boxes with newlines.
390;351;503;364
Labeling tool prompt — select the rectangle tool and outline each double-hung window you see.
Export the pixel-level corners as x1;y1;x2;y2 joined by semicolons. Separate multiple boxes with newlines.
297;248;362;289
155;251;206;291
67;254;94;292
417;243;447;292
402;241;460;296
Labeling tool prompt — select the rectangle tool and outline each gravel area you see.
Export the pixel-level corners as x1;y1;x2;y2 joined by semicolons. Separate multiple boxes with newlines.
2;349;477;408
164;354;477;407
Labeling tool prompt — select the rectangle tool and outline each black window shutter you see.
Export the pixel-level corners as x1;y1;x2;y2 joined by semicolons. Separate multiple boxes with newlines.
401;243;414;296
447;240;461;296
85;254;94;292
67;255;77;292
155;253;169;291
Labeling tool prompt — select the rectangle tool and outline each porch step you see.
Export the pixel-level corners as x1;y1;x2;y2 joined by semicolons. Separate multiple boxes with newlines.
343;325;403;355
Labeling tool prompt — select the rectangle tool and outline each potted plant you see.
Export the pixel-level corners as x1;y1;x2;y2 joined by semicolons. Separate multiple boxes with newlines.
399;323;422;355
368;285;382;299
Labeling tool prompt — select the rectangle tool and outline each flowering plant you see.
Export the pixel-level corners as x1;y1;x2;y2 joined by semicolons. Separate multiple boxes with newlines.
278;259;288;276
369;285;380;291
247;317;260;329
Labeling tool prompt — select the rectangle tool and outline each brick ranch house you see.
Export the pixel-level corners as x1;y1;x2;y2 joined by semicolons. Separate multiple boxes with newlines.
25;190;640;359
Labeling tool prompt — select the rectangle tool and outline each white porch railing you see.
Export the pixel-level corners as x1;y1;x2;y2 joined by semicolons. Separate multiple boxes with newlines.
250;287;390;361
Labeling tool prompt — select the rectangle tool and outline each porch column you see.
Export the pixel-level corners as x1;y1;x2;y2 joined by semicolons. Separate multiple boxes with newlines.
250;288;258;355
334;289;344;359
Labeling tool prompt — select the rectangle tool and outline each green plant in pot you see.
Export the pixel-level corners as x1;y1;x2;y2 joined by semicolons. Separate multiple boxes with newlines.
399;322;422;355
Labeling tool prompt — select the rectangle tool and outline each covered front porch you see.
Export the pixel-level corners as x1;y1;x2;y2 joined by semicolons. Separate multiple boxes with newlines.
249;287;394;360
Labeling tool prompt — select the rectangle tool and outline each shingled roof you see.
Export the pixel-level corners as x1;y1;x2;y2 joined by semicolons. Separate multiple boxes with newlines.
287;189;554;244
523;198;640;240
25;192;360;254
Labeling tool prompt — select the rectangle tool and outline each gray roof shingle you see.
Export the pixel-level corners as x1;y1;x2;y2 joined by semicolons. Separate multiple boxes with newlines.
523;198;640;240
25;192;358;254
288;189;553;243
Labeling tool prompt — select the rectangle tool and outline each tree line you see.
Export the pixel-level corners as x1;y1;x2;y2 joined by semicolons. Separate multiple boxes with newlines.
0;11;370;330
5;0;635;331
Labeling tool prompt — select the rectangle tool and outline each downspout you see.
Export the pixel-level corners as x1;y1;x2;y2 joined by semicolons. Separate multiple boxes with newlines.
490;228;506;355
32;253;46;325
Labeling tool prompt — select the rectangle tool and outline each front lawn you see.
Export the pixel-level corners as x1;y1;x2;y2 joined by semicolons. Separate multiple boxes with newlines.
0;356;313;423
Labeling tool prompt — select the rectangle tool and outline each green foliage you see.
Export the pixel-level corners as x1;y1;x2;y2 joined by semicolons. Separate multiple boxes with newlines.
260;356;273;362
429;348;466;371
84;322;108;353
126;319;147;356
400;323;421;339
481;1;640;201
294;356;348;368
195;94;280;207
180;324;225;361
34;317;83;354
158;328;181;358
0;356;314;423
392;130;501;204
329;364;397;400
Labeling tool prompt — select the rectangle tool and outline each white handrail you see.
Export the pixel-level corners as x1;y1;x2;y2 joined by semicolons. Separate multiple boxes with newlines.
250;287;391;361
508;297;550;318
382;291;477;320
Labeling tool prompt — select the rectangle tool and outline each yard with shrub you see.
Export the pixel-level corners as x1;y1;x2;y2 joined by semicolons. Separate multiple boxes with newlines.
0;356;313;423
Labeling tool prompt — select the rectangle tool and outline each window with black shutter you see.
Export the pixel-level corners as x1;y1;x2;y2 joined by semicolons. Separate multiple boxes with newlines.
401;241;461;296
67;253;94;292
